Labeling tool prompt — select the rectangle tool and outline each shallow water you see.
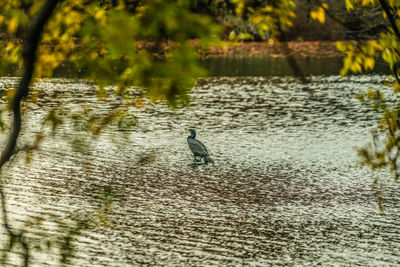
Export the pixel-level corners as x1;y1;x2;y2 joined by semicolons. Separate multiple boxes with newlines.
0;75;400;266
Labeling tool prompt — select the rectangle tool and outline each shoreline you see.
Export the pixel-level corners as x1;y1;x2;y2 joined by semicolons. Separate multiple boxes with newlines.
202;41;344;59
1;39;344;59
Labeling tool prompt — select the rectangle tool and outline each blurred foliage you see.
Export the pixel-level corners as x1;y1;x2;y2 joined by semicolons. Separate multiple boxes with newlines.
0;0;300;265
336;40;382;76
0;0;221;108
0;0;398;265
188;0;296;41
0;0;300;153
188;0;386;41
310;4;328;24
330;0;400;209
0;186;117;266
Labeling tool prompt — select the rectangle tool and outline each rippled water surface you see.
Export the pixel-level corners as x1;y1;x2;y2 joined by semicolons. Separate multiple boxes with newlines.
1;75;400;266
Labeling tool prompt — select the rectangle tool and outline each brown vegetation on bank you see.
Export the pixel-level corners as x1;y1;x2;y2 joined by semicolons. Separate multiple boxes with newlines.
137;40;345;59
0;38;344;61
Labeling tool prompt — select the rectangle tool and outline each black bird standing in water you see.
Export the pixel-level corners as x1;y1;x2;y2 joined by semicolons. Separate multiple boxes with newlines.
187;129;214;165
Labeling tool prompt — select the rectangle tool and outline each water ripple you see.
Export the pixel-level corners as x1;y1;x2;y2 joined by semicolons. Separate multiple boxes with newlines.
0;75;399;266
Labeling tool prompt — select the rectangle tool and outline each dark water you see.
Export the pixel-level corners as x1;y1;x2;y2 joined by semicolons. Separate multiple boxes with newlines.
0;75;400;266
202;57;390;76
50;56;391;78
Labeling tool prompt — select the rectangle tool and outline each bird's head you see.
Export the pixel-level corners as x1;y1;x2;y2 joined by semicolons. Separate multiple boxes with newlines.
188;128;196;138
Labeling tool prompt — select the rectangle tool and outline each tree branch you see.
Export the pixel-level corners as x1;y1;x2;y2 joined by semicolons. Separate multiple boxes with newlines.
0;0;61;169
0;0;62;265
379;0;400;40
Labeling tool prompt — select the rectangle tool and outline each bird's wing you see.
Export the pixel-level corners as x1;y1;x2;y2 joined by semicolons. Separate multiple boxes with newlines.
195;139;209;153
188;139;209;156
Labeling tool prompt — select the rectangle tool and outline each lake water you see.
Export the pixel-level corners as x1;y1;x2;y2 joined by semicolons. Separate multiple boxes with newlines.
0;74;400;266
202;57;390;76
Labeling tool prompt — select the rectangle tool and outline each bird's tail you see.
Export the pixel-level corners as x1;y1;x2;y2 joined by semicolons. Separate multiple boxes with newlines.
204;156;214;165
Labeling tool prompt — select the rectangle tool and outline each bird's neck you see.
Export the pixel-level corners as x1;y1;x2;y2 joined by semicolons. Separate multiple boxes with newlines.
188;133;196;139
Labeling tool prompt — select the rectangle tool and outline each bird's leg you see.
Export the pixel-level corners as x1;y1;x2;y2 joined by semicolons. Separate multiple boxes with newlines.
193;156;201;163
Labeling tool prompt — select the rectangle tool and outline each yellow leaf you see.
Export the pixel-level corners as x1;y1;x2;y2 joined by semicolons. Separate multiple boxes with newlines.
262;5;273;12
350;62;362;73
235;2;244;16
336;41;347;52
7;17;18;34
259;22;269;31
237;33;252;40
367;40;383;51
345;0;354;10
364;57;375;70
310;7;325;24
60;33;69;42
5;41;14;51
310;10;317;20
95;9;105;20
251;15;263;25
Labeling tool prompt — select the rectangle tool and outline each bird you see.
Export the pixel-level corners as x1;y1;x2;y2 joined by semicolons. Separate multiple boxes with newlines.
187;129;214;165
